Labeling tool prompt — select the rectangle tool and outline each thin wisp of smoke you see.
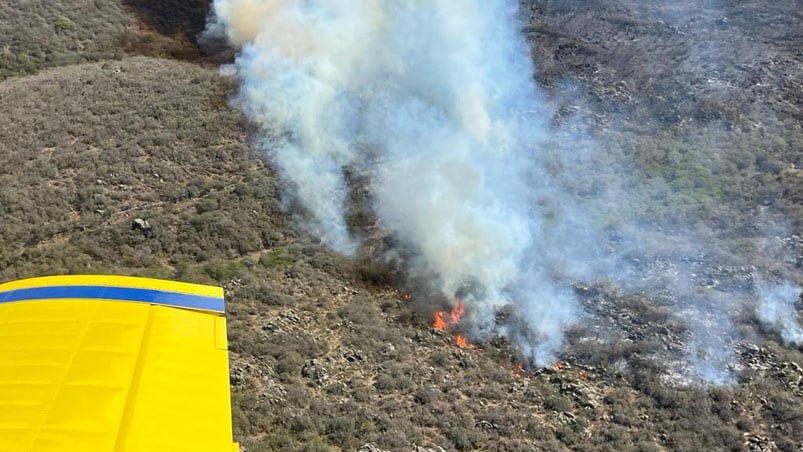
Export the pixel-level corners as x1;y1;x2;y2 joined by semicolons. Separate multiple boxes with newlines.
757;282;803;347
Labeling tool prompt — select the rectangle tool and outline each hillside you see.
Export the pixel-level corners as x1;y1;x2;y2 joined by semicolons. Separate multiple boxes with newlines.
1;1;802;451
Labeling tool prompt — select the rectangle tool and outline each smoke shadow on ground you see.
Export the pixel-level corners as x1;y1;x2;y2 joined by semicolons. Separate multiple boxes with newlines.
122;0;210;38
120;0;234;63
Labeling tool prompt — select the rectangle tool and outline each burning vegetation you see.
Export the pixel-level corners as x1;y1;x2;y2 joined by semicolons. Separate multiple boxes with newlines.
432;300;465;331
432;300;470;348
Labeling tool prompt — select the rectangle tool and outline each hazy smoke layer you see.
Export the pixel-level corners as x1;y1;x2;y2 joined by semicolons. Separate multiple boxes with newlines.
207;0;576;363
757;283;803;347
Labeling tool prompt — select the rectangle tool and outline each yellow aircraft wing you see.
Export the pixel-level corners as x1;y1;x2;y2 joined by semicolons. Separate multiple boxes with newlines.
0;275;238;452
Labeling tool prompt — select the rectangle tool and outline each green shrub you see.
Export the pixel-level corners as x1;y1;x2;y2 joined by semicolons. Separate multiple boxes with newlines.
260;245;303;269
55;15;73;30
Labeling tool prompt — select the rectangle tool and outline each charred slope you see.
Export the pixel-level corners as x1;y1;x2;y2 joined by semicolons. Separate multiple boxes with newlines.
525;0;803;229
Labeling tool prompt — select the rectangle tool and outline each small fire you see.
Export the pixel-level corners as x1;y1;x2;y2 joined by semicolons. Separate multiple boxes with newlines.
433;300;469;349
433;311;447;330
448;300;465;324
552;361;564;371
514;362;524;378
403;292;412;300
433;300;465;331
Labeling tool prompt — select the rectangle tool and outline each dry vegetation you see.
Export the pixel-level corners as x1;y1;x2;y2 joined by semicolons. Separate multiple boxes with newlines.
1;0;802;451
0;56;283;280
0;0;132;79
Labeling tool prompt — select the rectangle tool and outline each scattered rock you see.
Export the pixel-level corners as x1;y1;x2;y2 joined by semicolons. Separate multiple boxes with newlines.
301;359;329;384
343;348;366;362
259;377;287;405
131;218;153;237
279;309;300;323
746;434;776;452
413;445;447;452
475;419;499;431
560;382;602;409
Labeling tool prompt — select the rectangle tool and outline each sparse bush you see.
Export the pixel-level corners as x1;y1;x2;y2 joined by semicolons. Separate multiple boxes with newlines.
374;373;413;393
290;415;315;433
413;387;438;405
357;261;400;286
203;259;249;281
54;15;73;30
0;1;133;79
634;441;663;452
429;351;451;367
275;352;304;381
337;296;383;326
543;392;573;412
260;245;303;269
447;426;478;451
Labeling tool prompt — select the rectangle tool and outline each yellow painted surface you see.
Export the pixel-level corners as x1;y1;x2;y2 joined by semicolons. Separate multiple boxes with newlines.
0;275;223;299
0;276;236;452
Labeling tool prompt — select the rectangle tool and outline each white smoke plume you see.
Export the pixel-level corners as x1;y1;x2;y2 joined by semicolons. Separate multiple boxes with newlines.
205;0;803;376
757;282;803;347
206;0;576;364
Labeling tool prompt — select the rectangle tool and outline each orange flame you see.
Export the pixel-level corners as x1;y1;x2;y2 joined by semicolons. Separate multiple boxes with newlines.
403;292;412;300
433;300;470;349
514;363;524;378
433;300;465;330
552;362;563;370
433;311;447;330
449;300;465;324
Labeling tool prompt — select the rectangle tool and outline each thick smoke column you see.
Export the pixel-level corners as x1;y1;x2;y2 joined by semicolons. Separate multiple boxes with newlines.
205;0;803;377
206;0;576;363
